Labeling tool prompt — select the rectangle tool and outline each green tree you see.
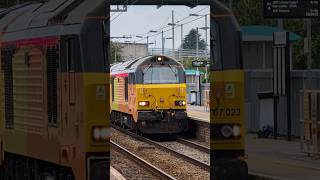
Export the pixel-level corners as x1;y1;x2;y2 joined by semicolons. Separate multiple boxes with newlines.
111;42;123;64
181;57;210;83
312;34;320;68
182;29;207;50
233;0;275;26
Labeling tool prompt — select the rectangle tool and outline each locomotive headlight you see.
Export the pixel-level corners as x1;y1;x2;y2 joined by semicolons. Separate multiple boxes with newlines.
221;125;233;138
92;127;110;141
100;127;110;140
175;100;186;106
157;56;163;62
233;125;241;137
138;101;149;106
93;128;101;140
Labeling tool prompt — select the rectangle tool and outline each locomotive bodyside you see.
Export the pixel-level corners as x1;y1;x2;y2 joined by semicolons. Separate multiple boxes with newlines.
0;0;110;179
111;56;188;134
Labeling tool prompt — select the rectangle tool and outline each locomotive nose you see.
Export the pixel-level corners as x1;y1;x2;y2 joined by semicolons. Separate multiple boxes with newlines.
138;85;187;110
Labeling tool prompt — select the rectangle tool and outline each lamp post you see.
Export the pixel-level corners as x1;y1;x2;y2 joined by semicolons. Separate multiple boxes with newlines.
136;30;157;54
148;30;157;53
147;42;155;55
167;10;176;53
166;37;173;57
162;31;164;55
191;13;210;84
189;13;209;48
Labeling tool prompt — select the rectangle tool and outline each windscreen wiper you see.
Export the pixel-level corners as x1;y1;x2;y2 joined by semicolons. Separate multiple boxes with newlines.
168;63;177;76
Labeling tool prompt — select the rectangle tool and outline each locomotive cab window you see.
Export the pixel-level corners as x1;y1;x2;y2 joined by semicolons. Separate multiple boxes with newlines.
143;65;179;84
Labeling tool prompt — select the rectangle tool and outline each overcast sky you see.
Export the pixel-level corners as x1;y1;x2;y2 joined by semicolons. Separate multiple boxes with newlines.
110;5;210;49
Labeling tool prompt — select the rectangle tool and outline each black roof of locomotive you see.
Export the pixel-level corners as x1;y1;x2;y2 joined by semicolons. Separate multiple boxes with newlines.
111;55;184;75
0;0;107;42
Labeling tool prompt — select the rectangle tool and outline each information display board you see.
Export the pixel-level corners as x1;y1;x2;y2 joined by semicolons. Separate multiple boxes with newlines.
264;0;319;18
192;60;208;67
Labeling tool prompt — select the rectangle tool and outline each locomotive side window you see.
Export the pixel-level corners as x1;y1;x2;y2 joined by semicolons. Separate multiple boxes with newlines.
82;20;107;72
124;77;128;102
111;77;115;102
129;73;135;84
67;38;76;72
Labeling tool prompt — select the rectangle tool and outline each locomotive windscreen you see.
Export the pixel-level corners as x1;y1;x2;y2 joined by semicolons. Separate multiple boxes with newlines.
143;66;179;84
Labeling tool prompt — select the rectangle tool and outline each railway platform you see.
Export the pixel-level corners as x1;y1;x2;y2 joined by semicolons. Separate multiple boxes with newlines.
187;105;210;123
247;134;320;180
187;105;320;180
110;166;126;180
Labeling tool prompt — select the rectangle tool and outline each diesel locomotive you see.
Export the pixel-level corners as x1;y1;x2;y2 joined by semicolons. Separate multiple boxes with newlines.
110;55;188;134
210;1;248;179
0;0;109;179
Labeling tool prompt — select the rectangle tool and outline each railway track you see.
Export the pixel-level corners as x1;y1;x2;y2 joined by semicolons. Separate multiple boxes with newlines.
111;140;176;180
111;125;278;180
111;124;210;172
175;137;210;154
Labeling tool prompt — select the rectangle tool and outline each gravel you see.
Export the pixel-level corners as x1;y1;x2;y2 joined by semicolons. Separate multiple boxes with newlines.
111;128;210;180
111;148;161;180
180;137;210;148
158;141;210;165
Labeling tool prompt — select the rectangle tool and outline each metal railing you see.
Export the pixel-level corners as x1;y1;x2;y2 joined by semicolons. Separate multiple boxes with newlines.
299;90;320;156
148;48;210;59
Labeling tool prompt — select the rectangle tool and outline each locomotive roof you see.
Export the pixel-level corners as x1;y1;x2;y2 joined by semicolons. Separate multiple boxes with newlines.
111;55;183;75
111;56;151;74
0;0;107;42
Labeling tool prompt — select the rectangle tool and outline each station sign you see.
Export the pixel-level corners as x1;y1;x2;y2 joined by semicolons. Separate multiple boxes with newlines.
192;60;208;67
264;0;319;18
273;32;289;96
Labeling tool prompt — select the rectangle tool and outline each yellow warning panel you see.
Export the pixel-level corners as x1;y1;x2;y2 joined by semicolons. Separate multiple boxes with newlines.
210;70;245;150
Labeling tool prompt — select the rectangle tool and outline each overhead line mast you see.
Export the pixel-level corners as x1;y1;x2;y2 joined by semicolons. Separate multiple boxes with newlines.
172;10;175;52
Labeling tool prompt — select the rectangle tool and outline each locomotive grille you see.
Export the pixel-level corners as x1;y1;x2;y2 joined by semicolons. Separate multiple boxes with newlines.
2;48;15;129
47;46;58;125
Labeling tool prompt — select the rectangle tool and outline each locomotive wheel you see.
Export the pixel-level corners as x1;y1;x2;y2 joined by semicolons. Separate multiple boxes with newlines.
120;116;125;128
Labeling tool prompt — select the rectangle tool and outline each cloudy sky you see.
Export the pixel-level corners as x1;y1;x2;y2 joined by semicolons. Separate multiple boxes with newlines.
110;5;210;49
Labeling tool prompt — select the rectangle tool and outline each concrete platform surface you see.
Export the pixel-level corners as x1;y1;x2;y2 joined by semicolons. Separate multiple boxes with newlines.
187;105;320;180
187;105;210;122
246;134;320;180
110;166;126;180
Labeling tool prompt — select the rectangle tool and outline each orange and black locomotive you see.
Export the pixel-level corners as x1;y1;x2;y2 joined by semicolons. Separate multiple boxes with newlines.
0;0;109;179
111;55;188;134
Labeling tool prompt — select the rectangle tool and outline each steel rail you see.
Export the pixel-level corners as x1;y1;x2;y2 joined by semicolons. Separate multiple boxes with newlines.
111;124;210;171
176;137;210;154
111;140;177;180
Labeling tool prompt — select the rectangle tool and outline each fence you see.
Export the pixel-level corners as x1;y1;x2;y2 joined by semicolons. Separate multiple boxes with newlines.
245;70;320;137
299;90;320;156
148;48;210;60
